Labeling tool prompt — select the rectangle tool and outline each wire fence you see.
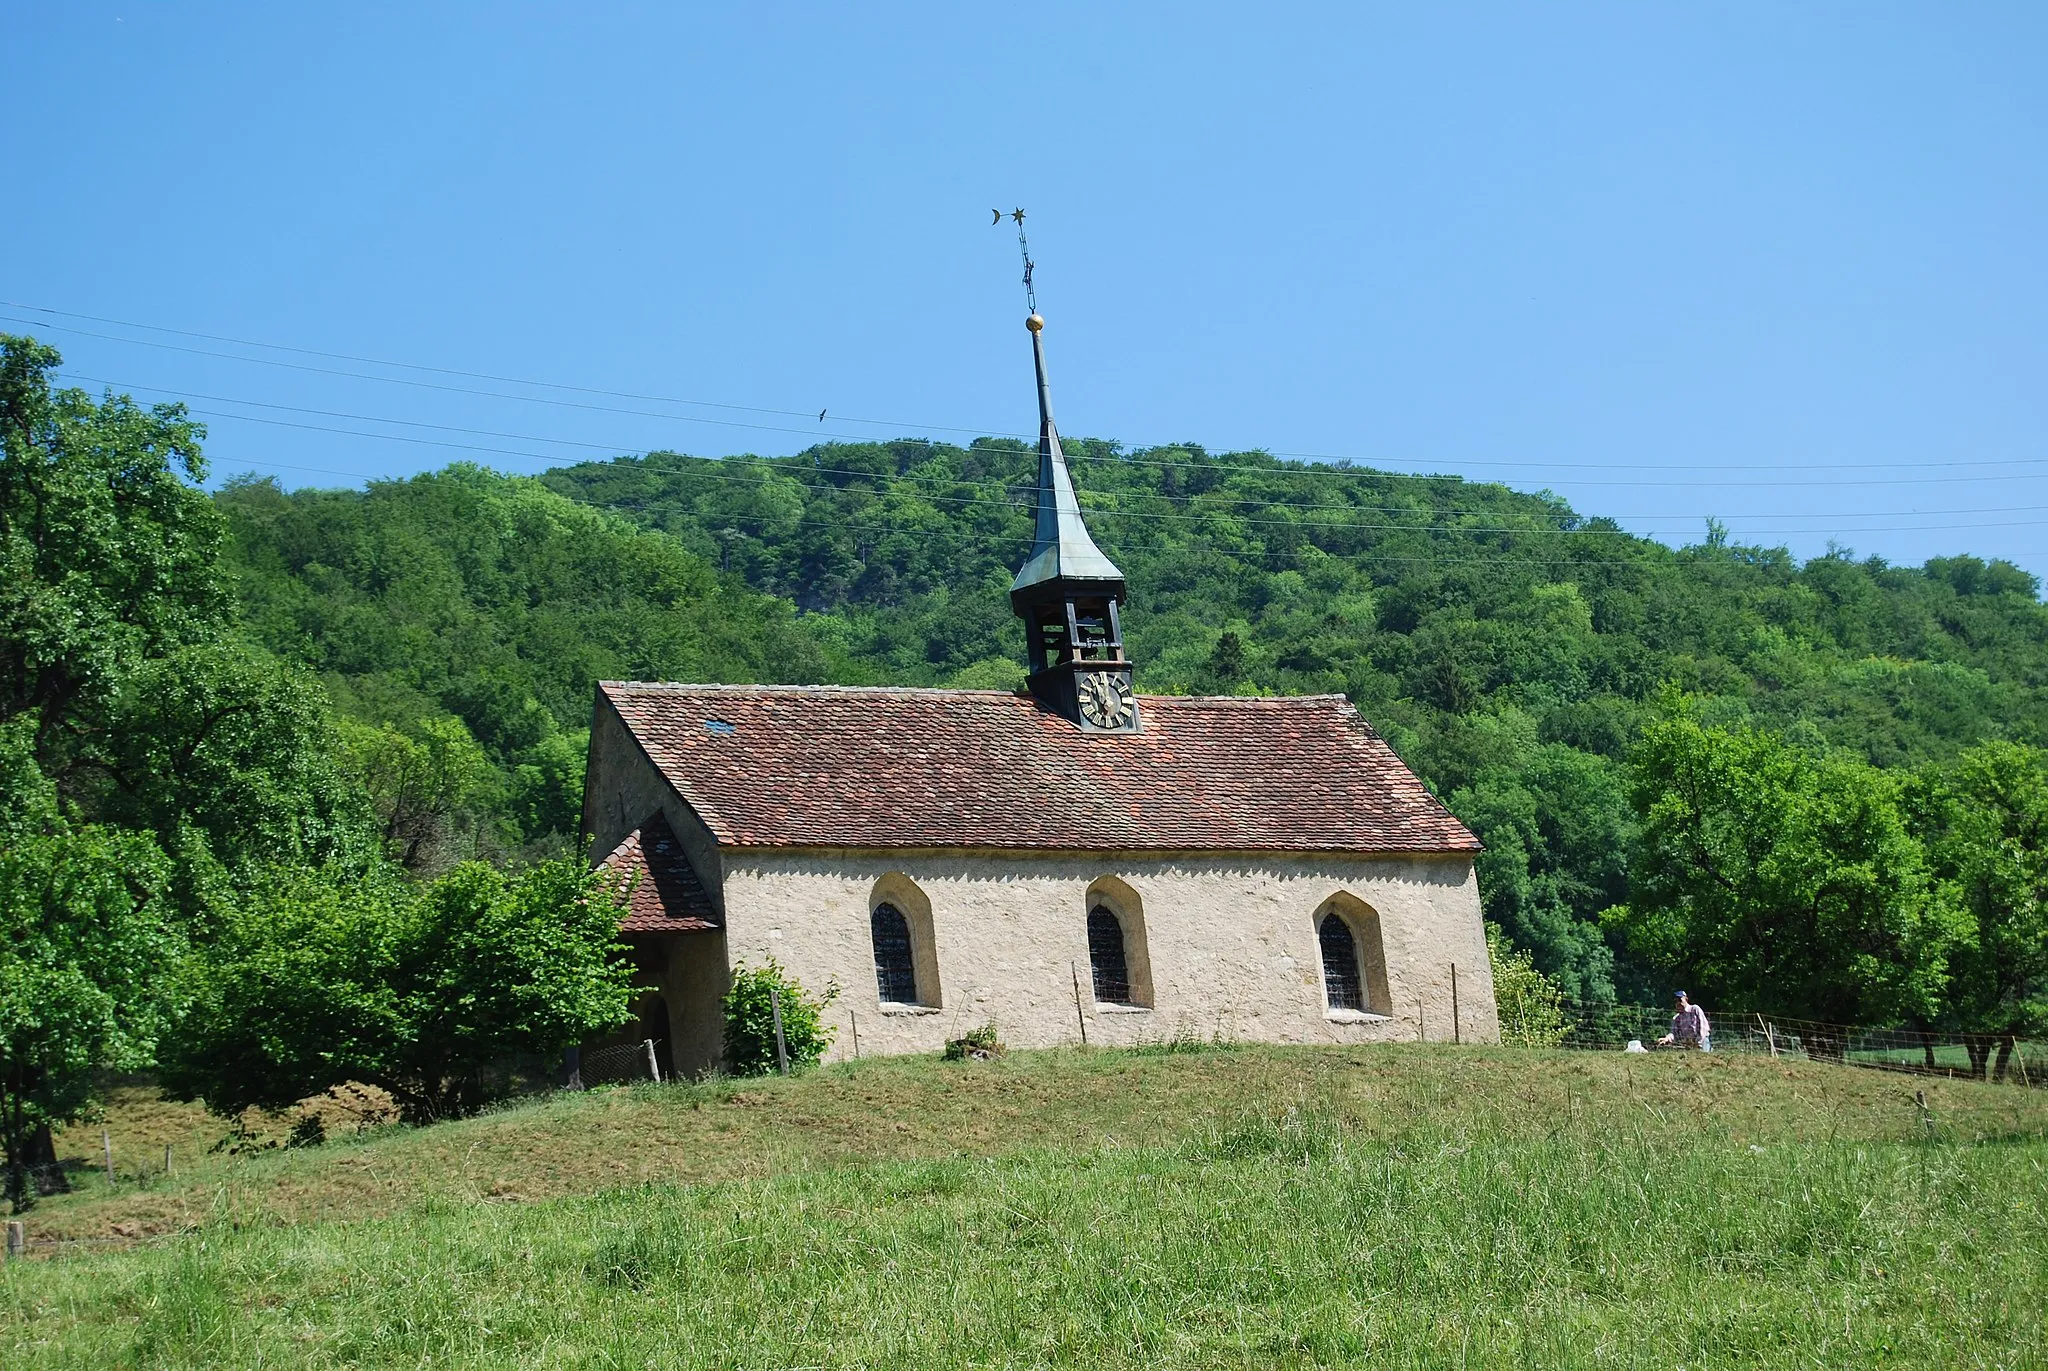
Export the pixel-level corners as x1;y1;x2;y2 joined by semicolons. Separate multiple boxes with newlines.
569;1038;663;1089
1547;998;2044;1087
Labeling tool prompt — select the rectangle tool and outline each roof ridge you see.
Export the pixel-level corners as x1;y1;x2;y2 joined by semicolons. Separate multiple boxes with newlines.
601;681;1352;705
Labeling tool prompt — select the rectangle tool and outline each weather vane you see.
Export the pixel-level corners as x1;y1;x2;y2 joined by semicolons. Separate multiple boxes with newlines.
992;206;1037;314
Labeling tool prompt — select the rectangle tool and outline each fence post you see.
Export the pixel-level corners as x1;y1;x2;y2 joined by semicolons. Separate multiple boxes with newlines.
102;1128;114;1182
1757;1014;1779;1058
164;1144;173;1179
642;1038;662;1084
5;1220;21;1262
850;1009;860;1060
770;982;789;1075
1451;964;1461;1045
1071;962;1089;1045
1915;1089;1935;1140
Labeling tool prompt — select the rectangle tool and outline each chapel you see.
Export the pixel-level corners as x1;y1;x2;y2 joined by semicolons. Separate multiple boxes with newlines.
581;310;1497;1076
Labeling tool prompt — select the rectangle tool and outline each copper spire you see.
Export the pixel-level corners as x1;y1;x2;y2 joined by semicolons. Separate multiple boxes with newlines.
1011;312;1126;593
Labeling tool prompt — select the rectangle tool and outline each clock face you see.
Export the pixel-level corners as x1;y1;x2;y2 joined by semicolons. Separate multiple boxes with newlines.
1078;671;1135;729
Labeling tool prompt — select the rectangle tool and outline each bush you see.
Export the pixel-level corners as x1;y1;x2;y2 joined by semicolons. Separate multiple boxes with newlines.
1488;923;1571;1048
160;856;636;1123
942;1021;1005;1061
721;960;837;1076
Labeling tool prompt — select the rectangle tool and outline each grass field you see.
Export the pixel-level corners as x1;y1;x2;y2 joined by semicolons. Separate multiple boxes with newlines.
5;1043;2047;1368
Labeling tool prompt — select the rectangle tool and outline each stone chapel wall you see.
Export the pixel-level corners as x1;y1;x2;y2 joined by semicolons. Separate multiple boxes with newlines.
715;851;1497;1062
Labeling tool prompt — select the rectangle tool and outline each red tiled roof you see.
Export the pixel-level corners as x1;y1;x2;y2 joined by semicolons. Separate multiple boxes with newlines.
597;813;720;933
601;683;1480;855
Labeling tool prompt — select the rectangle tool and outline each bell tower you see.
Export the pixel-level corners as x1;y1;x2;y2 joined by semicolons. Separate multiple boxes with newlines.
1010;311;1140;733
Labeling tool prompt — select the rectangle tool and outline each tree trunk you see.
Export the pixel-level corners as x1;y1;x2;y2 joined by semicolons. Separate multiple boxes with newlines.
1994;1036;2016;1084
1806;1028;1847;1064
1965;1035;1995;1080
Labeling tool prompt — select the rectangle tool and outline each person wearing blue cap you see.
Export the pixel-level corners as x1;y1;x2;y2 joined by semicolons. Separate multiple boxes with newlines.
1657;990;1712;1051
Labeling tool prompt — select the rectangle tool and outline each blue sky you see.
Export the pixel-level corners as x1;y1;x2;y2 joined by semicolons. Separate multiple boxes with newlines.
7;3;2045;583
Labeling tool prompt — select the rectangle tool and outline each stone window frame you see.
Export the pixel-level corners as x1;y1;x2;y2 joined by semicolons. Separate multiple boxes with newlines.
1084;875;1154;1010
1314;891;1393;1021
869;873;943;1011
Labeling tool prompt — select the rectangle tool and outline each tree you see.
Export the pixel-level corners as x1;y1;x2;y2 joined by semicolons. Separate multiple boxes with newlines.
0;339;364;1195
1;336;226;798
338;715;494;871
1450;744;1633;1000
1605;705;1966;1041
161;856;635;1123
1486;922;1570;1048
721;960;838;1076
0;719;183;1210
102;642;371;873
1909;742;2048;1078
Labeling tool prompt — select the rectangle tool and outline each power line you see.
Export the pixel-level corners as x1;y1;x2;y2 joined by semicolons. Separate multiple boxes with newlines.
60;370;2048;521
69;371;2046;523
171;404;2048;539
15;302;2048;481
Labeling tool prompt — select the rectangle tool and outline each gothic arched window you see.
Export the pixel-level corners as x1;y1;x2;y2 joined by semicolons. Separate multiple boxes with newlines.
872;902;918;1003
1088;905;1132;1004
1320;913;1364;1012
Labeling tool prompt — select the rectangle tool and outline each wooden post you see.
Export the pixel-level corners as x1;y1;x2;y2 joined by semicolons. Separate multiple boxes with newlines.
5;1220;22;1262
850;1009;860;1060
642;1038;661;1084
1418;997;1427;1043
164;1144;173;1178
1758;1014;1779;1058
1451;964;1461;1045
1915;1089;1935;1140
770;982;789;1075
102;1127;114;1182
1070;962;1089;1045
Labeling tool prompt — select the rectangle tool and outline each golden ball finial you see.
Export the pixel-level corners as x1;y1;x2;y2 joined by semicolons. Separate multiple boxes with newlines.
1025;313;1045;333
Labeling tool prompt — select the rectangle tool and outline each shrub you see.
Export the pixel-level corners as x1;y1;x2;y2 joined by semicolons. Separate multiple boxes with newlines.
1488;922;1571;1048
942;1021;1006;1061
722;960;838;1076
160;856;636;1124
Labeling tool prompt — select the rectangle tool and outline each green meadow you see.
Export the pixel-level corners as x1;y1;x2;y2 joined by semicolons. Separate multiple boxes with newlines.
6;1044;2046;1369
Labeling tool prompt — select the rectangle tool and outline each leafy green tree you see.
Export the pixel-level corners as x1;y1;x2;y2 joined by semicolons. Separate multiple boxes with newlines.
1909;742;2048;1076
0;339;380;1183
1450;743;1633;1000
338;715;494;871
161;857;635;1123
1606;705;1967;1035
1486;923;1570;1048
1;336;224;796
102;642;369;873
0;720;183;1209
721;960;838;1076
509;728;589;848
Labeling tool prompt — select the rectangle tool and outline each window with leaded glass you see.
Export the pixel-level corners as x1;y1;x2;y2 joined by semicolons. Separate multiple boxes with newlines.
872;902;917;1003
1320;913;1364;1011
1088;906;1132;1004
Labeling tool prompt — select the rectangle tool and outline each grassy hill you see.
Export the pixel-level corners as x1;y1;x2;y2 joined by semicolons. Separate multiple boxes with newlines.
6;1044;2046;1368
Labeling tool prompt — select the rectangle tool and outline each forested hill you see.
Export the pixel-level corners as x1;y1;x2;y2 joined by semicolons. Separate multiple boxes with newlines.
221;443;2048;1000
